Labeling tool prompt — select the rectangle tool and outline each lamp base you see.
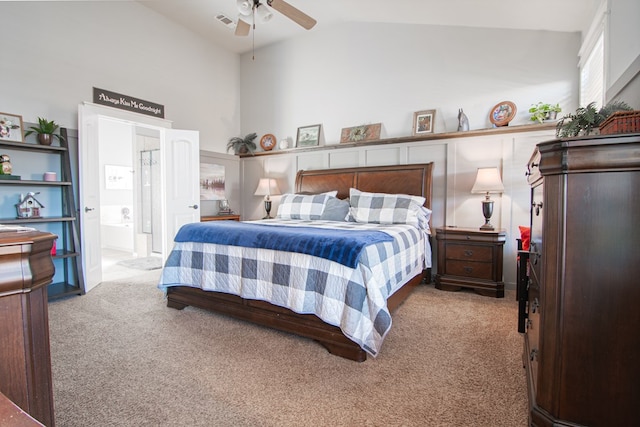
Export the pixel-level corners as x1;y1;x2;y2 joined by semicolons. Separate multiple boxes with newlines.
480;199;495;231
263;200;272;219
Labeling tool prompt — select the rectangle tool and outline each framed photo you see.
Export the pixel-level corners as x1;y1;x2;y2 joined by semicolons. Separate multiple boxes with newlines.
489;101;517;127
0;112;24;143
413;110;436;135
340;123;382;143
296;124;322;147
200;163;226;200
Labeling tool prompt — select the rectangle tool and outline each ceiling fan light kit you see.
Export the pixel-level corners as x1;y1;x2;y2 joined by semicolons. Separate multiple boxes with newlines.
237;0;253;16
234;0;317;37
255;4;273;22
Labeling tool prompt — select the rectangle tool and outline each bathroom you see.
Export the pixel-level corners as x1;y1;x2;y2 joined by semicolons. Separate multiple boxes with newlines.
98;118;162;266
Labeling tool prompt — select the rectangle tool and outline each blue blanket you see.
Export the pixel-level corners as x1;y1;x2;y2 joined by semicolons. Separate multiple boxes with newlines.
174;221;393;268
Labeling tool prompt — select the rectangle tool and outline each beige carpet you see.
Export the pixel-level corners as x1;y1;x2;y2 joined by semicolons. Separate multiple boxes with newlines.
48;271;528;426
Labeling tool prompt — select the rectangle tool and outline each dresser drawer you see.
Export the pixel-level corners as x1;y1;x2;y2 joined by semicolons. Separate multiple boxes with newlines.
445;243;493;262
445;259;493;280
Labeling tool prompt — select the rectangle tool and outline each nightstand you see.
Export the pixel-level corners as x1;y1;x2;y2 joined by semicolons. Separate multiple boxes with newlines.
435;227;506;298
201;214;241;222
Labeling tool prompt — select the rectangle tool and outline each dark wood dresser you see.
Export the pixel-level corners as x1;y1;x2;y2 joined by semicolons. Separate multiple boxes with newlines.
521;133;640;426
0;230;56;427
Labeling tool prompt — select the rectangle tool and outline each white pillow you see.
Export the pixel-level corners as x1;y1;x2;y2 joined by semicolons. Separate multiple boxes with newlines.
276;193;331;220
348;188;425;227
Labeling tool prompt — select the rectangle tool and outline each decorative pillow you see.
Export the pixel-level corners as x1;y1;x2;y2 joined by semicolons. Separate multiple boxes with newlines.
276;193;331;220
320;197;350;221
519;226;531;251
348;188;426;227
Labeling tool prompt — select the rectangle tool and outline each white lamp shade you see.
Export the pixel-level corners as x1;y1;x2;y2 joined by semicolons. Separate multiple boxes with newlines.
471;167;504;194
255;3;273;22
237;0;253;16
254;178;281;197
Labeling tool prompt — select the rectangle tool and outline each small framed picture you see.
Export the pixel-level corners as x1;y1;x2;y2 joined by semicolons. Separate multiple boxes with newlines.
296;124;322;147
412;109;436;135
0;112;24;143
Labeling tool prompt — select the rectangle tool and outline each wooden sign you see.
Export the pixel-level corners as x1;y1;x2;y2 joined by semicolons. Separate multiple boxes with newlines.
93;87;164;118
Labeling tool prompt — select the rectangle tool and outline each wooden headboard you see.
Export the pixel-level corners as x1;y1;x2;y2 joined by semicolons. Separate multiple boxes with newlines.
295;163;433;208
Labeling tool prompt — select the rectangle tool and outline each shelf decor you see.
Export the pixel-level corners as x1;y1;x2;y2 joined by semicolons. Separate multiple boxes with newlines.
260;133;276;151
296;124;322;147
489;101;517;127
340;123;382;143
0;112;24;143
413;109;436;135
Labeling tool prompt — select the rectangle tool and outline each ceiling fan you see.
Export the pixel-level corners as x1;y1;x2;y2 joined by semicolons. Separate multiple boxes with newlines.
234;0;317;36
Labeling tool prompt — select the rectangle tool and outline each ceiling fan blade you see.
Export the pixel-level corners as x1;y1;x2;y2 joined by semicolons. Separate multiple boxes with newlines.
235;18;251;36
267;0;317;30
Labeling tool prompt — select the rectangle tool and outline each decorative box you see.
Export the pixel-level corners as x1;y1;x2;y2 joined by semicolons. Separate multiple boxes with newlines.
599;110;640;135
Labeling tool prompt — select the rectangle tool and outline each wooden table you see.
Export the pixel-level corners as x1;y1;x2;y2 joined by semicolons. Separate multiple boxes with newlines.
201;214;241;222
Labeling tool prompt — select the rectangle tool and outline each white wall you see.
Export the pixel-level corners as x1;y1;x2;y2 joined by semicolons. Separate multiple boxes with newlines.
240;22;580;147
606;0;640;107
607;0;640;92
0;1;240;152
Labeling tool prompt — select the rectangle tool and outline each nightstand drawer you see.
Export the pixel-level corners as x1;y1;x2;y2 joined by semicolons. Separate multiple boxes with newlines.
446;260;493;280
445;244;493;262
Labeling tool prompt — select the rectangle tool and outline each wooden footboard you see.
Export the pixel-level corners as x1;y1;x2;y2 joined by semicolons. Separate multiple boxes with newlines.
166;269;428;361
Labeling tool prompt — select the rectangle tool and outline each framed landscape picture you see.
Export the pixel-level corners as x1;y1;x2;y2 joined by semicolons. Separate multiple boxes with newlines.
296;124;322;147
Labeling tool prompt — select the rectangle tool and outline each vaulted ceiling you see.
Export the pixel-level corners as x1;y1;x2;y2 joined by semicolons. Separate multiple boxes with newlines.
139;0;599;54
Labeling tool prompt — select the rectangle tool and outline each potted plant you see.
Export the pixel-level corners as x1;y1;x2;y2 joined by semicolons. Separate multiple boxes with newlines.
226;132;257;155
24;117;63;146
556;100;632;138
528;102;562;124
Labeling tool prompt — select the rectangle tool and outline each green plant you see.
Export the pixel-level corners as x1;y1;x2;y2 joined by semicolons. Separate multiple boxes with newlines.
24;117;63;142
528;102;562;124
556;100;632;138
226;132;257;155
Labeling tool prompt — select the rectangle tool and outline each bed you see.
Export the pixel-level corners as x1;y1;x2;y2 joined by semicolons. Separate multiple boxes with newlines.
158;163;433;361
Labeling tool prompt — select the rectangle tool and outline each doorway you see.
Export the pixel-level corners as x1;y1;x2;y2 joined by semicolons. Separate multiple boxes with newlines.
97;117;163;281
79;102;201;292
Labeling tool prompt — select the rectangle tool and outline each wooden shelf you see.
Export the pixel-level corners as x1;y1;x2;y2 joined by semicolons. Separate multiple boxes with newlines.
241;122;557;157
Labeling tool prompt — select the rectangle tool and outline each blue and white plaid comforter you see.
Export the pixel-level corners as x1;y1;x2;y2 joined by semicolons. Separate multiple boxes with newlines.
158;219;429;356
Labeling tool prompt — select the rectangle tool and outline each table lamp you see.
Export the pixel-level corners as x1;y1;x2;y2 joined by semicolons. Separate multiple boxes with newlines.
254;178;281;219
471;167;504;230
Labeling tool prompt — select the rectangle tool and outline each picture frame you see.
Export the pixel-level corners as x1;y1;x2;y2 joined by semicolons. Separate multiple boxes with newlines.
0;112;24;143
296;124;322;147
412;110;436;135
340;123;382;143
489;101;517;127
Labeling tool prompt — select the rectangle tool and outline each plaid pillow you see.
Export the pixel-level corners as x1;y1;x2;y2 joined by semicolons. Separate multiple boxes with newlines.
276;193;331;220
349;188;425;227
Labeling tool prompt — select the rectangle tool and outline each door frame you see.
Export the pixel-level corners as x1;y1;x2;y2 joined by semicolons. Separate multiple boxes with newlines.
78;102;174;292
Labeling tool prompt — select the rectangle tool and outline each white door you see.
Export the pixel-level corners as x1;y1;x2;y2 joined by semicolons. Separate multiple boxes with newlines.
160;129;200;259
78;105;103;292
